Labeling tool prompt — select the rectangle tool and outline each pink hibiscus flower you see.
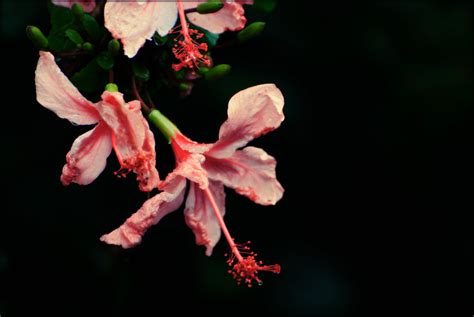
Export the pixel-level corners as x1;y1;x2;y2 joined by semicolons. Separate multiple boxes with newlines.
104;0;253;58
51;0;96;13
35;51;159;191
101;84;284;286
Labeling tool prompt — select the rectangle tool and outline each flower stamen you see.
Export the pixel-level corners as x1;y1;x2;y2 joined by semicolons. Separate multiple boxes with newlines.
172;0;211;71
204;188;281;287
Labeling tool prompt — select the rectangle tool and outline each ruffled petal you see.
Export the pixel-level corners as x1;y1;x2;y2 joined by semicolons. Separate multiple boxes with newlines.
51;0;96;13
173;132;212;155
35;51;100;125
104;1;177;58
205;146;283;205
184;2;247;34
97;92;160;192
61;122;113;186
159;152;209;191
100;151;208;248
208;84;285;158
100;174;186;248
184;180;225;256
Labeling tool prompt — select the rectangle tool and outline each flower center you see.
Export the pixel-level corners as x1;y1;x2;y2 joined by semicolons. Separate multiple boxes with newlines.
172;0;211;71
204;188;281;287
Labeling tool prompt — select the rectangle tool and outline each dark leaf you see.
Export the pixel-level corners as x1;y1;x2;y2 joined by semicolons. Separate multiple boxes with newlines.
97;52;114;70
65;29;84;45
71;58;108;93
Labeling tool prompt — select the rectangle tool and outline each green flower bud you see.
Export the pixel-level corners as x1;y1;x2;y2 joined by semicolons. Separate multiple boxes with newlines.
65;29;84;45
72;3;84;22
108;39;121;56
105;83;119;92
237;22;266;43
204;64;231;81
82;42;95;54
179;83;191;92
197;1;224;14
198;67;210;75
26;26;48;50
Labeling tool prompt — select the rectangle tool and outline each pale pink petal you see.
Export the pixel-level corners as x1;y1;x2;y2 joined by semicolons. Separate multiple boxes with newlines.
184;180;225;256
208;84;285;158
139;116;160;191
35;51;100;125
185;2;247;34
159;152;209;191
97;92;159;192
173;132;212;155
104;1;177;58
154;2;179;37
205;146;283;205
61;122;113;186
100;174;186;248
100;151;208;248
51;0;96;13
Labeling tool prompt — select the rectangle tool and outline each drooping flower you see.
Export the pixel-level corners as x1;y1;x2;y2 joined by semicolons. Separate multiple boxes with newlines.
101;84;284;286
104;0;252;58
51;0;96;13
35;51;159;191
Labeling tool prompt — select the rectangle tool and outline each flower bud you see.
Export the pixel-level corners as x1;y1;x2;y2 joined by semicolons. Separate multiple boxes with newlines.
198;67;210;75
108;39;121;56
26;26;48;50
72;3;84;22
204;64;231;81
197;1;224;14
105;83;119;92
237;22;266;43
82;42;95;54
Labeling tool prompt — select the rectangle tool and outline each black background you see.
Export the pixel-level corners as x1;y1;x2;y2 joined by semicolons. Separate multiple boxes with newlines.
1;1;472;316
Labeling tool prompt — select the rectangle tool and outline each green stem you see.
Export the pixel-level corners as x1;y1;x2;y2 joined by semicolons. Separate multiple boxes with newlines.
148;109;179;143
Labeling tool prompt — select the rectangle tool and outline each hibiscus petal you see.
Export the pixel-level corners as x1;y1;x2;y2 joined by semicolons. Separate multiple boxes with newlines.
35;51;100;125
104;1;177;58
61;122;113;186
100;174;186;249
159;152;209;191
205;146;283;205
173;132;212;155
208;84;285;158
51;0;96;13
155;2;179;37
184;180;225;256
184;2;247;34
97;92;160;192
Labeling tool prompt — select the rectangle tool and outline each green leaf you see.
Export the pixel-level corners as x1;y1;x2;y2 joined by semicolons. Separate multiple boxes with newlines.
65;29;84;45
82;14;102;42
96;52;114;70
254;0;277;13
48;34;76;52
132;62;150;81
71;59;108;93
48;2;74;32
153;33;168;46
47;3;76;52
